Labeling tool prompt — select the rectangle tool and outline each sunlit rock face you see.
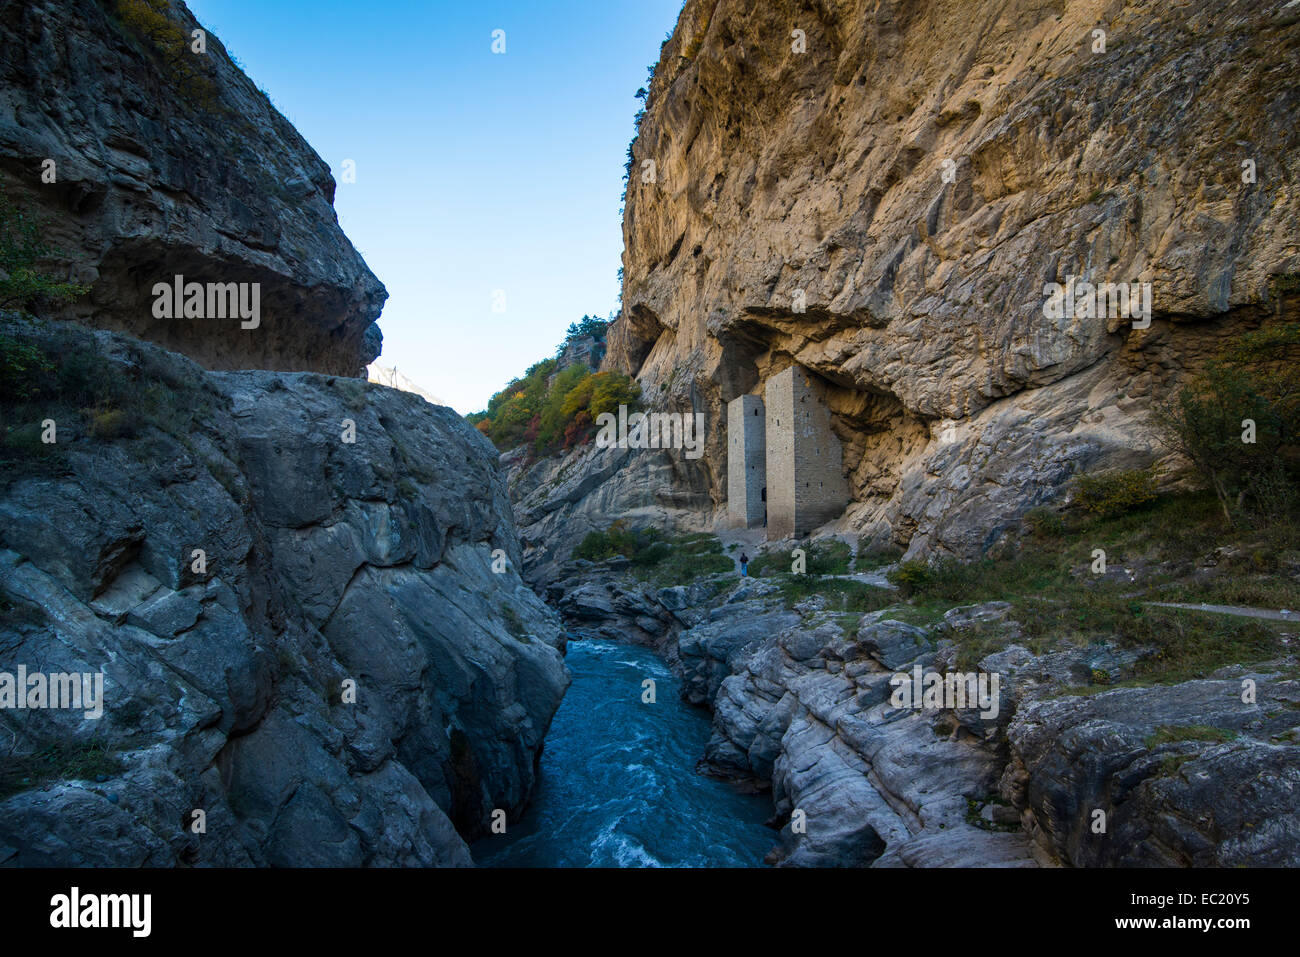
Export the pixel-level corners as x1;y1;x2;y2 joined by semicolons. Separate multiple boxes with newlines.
0;0;386;376
608;0;1300;557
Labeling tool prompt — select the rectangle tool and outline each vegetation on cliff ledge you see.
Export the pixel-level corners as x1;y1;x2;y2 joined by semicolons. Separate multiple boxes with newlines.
468;318;639;456
0;183;90;314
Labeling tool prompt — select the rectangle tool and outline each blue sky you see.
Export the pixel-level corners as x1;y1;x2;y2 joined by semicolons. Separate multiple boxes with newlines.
187;0;683;412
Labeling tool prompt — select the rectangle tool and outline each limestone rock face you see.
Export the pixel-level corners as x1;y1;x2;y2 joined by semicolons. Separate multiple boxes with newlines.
0;322;567;866
604;0;1300;557
0;0;385;376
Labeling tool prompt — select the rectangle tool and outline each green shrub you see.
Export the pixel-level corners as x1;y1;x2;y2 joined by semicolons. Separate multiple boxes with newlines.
633;540;672;566
855;542;903;570
1022;506;1065;539
500;604;528;639
775;576;893;613
112;0;222;111
573;522;649;562
805;539;851;575
88;408;134;439
0;739;122;800
0;420;55;464
1;323;216;476
0;334;55;401
572;524;733;583
1072;466;1160;518
660;550;732;582
746;550;787;577
888;559;938;597
0;184;90;312
750;540;852;576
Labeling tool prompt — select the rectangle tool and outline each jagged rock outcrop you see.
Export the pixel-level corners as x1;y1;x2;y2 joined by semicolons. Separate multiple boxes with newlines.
0;0;385;375
0;321;567;866
584;0;1300;558
1005;669;1300;867
700;594;1300;867
506;441;714;584
697;597;1036;866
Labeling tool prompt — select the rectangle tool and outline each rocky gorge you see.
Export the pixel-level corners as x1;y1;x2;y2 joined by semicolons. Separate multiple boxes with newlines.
1;0;1298;872
471;0;1300;868
539;550;1300;867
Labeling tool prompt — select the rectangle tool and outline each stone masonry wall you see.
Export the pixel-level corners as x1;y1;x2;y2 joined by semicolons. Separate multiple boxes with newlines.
727;394;766;527
765;367;848;538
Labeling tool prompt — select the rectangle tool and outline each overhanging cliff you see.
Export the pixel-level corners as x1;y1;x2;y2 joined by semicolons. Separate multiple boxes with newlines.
0;0;385;375
608;0;1300;557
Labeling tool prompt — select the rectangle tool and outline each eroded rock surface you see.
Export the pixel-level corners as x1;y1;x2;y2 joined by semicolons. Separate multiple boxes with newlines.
545;554;1300;867
0;323;567;866
0;0;385;375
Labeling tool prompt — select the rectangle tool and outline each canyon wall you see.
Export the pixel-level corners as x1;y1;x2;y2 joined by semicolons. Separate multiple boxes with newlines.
0;0;384;375
594;0;1300;558
0;0;570;866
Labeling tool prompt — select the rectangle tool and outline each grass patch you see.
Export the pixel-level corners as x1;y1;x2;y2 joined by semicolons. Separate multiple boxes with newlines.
855;542;903;570
966;796;1020;833
1020;599;1284;683
573;523;734;585
1145;724;1238;748
1157;753;1196;777
745;549;788;577
774;576;893;613
749;539;851;577
1157;567;1300;611
500;604;531;641
875;601;952;628
0;739;123;800
1;322;218;478
806;540;851;575
878;488;1295;680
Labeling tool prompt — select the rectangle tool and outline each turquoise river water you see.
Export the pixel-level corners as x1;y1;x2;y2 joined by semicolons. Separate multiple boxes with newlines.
472;638;774;867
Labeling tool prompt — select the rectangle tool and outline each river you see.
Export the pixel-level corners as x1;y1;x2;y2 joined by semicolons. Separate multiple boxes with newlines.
472;638;774;867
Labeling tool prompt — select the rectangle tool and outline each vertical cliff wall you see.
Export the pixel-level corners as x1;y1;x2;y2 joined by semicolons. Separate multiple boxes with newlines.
608;0;1300;556
0;0;570;866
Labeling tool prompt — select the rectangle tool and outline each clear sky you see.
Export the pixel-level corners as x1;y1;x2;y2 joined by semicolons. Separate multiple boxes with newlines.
186;0;683;413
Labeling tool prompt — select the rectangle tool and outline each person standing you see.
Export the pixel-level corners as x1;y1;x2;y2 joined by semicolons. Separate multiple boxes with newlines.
740;552;749;577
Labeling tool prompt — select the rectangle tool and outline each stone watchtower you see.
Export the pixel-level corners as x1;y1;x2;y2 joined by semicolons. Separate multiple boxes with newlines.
726;394;766;527
762;366;849;539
